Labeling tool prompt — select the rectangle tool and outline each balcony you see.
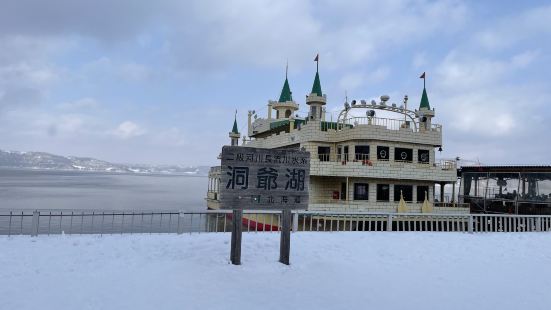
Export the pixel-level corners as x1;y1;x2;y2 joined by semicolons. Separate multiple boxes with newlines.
309;158;457;182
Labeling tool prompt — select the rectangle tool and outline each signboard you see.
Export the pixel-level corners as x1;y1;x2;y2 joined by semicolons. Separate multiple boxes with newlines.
220;146;310;210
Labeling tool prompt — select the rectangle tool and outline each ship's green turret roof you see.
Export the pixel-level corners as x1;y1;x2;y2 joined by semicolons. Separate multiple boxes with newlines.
311;72;322;96
419;87;430;110
231;116;239;134
278;77;293;102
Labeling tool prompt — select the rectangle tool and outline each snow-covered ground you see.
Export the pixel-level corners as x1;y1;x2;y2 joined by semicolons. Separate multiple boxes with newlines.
1;232;551;310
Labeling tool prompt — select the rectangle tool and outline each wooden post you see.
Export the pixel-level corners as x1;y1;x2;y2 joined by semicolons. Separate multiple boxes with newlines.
31;210;40;237
279;209;292;265
230;209;243;265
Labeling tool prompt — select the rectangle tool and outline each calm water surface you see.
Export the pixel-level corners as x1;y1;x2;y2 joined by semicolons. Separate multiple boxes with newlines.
0;168;207;211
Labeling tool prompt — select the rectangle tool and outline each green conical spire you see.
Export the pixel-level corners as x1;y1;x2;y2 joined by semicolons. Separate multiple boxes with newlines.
419;87;431;110
311;71;322;96
231;113;239;134
278;77;293;102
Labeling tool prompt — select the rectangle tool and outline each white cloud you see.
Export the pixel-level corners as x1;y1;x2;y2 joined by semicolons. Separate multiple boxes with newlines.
58;97;99;110
473;4;551;50
511;50;540;68
113;121;146;139
81;57;152;82
435;50;540;93
160;0;468;72
338;67;390;91
152;127;186;146
412;52;428;69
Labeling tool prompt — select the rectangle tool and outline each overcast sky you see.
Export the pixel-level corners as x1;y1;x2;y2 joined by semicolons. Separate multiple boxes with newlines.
0;0;550;166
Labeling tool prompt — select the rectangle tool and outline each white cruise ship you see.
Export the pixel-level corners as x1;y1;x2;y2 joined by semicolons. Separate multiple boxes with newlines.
207;60;469;222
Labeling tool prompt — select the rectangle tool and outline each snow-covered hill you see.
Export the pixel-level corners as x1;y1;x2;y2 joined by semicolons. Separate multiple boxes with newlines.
0;150;209;175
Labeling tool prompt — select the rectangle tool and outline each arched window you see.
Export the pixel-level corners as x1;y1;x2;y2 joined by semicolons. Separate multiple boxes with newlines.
285;110;292;118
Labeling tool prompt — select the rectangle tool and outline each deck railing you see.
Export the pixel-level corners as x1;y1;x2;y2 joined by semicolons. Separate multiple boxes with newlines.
2;210;551;235
343;116;442;132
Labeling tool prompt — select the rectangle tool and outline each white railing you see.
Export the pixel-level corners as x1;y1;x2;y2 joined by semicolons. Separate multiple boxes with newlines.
435;160;456;170
343;116;442;133
2;210;551;235
346;117;411;130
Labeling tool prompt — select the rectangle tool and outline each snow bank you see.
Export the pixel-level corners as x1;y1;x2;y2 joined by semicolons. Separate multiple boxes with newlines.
1;232;550;310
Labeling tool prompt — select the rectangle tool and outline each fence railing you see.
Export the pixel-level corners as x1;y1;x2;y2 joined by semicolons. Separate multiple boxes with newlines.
2;210;551;236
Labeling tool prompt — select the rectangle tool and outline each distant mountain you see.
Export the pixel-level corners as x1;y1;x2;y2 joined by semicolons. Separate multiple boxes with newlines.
0;150;210;176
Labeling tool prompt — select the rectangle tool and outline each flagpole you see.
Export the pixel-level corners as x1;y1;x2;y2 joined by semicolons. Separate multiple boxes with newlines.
315;53;319;73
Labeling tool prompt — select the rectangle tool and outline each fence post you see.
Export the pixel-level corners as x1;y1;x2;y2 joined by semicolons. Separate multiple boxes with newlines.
387;214;393;232
230;209;243;265
31;210;40;237
177;212;185;234
536;217;542;232
468;215;474;234
292;211;299;232
279;209;292;265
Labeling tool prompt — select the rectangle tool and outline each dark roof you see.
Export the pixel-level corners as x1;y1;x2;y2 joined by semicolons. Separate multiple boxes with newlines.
278;77;293;102
311;71;322;96
419;87;430;109
459;165;551;173
231;117;239;134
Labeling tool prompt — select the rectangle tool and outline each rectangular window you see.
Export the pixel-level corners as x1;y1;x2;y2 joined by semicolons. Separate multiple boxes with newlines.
318;146;330;162
337;145;349;161
395;148;413;162
394;185;413;201
343;146;349;161
354;183;369;200
377;184;390;201
377;146;389;160
355;145;370;160
340;182;347;200
418;149;430;164
417;186;429;202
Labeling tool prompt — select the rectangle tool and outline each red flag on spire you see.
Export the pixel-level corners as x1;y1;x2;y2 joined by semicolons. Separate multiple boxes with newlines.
314;54;319;62
420;72;426;79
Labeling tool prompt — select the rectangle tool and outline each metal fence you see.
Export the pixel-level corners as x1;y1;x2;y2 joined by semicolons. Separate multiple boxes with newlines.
2;210;551;236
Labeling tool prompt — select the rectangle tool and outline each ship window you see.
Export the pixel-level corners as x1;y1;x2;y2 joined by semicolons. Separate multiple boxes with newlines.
354;183;369;200
377;146;389;161
318;146;330;162
418;149;430;164
285;109;292;118
417;186;429;202
355;145;370;160
395;148;413;162
394;185;413;201
337;145;349;161
377;184;390;201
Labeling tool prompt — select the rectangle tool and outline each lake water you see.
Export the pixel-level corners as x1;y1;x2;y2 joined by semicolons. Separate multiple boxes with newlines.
0;168;208;212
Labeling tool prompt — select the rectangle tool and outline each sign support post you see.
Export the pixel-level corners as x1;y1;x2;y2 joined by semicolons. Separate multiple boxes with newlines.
279;209;292;265
230;209;243;265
